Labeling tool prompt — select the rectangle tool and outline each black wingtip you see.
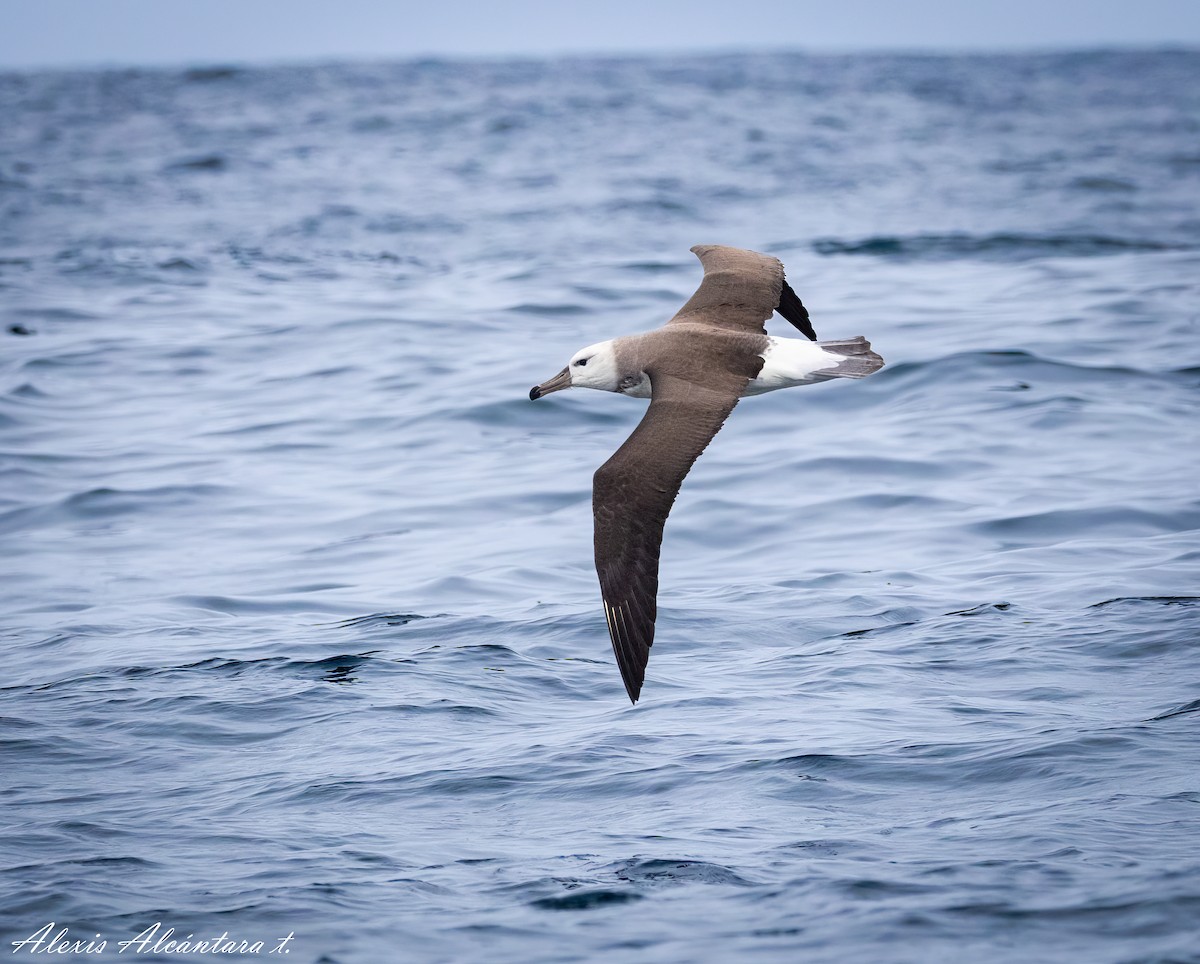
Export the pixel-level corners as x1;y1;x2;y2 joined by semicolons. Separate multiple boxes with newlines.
620;666;643;703
776;279;817;341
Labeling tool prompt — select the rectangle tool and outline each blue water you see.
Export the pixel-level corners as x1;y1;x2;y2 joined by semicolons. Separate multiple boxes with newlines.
2;50;1199;963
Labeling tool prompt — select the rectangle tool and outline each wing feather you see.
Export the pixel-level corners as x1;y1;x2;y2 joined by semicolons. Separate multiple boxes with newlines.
669;244;785;334
592;371;749;702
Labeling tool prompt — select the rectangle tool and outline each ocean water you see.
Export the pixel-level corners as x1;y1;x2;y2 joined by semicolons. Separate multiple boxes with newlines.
2;49;1199;963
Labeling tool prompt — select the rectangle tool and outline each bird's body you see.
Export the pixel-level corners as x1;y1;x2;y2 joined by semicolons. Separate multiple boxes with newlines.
530;245;884;703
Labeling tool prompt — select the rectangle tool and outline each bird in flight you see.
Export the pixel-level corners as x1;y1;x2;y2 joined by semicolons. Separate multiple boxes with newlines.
530;245;884;702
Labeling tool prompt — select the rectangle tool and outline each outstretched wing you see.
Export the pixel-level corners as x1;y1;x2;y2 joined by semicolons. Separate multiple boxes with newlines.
669;244;784;334
671;244;818;340
592;371;749;702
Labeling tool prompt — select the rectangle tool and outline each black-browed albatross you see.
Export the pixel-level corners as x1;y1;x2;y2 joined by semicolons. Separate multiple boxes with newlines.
530;244;884;703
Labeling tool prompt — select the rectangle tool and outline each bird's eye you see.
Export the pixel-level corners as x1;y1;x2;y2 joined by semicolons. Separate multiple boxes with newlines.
574;358;588;367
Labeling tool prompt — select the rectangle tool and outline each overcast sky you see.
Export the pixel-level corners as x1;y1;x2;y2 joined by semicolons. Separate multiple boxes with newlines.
2;0;1199;69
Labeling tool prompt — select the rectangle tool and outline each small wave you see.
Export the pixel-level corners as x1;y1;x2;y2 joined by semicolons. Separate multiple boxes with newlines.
164;154;228;173
10;306;99;323
1090;595;1200;609
1147;698;1200;722
795;454;958;480
973;505;1200;542
332;612;433;629
620;259;685;274
531;888;643;910
167;593;328;615
297;770;527;803
602;197;697;218
609;857;755;888
156;256;204;272
0;485;229;536
945;893;1200;925
66;484;228;512
364;212;465;234
811;232;1190;260
502;301;592;317
945;602;1012;617
1070;176;1137;193
876;349;1170;387
377;700;497;717
116;652;386;681
182;66;242;83
776;838;853;857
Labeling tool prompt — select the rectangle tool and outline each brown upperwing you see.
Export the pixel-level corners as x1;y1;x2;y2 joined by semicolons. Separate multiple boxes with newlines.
668;244;786;334
592;361;758;703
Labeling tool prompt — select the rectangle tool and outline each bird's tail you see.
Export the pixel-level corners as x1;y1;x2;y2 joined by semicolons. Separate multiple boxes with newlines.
817;336;885;378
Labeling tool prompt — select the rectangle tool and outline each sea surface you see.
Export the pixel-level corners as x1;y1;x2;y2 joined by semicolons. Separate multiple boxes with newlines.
2;49;1199;963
